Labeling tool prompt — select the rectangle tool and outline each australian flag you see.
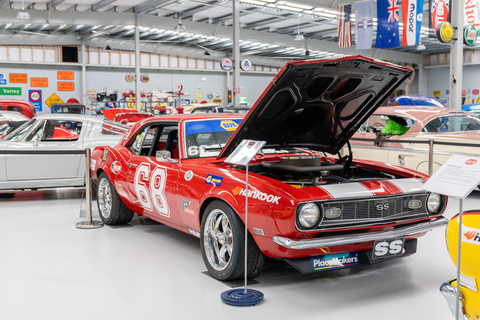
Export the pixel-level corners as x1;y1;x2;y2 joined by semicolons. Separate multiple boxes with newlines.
375;0;400;48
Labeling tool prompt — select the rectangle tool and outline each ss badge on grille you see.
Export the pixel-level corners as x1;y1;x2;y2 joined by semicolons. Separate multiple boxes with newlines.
375;203;389;211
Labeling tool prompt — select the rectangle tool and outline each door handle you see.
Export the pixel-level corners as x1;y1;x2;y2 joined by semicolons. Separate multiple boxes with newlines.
127;163;138;168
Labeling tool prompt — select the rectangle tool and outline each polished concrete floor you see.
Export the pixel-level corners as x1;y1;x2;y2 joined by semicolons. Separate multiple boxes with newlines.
0;188;472;320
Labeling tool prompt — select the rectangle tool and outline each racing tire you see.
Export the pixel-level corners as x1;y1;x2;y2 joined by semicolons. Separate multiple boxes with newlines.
97;172;134;225
200;200;265;281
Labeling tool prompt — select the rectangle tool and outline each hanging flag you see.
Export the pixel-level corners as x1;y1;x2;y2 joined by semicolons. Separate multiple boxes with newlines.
375;0;400;48
402;0;424;46
464;0;480;28
337;4;352;48
429;0;450;37
355;0;374;50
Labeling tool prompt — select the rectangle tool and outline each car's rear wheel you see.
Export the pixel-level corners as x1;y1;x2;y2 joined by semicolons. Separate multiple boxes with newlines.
97;172;134;225
200;200;265;281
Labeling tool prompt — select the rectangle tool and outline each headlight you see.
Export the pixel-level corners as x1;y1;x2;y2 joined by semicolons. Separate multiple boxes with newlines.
298;203;321;229
427;193;442;214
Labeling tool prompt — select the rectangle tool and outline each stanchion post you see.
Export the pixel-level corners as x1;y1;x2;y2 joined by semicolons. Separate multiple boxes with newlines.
428;139;434;176
76;148;104;229
455;200;463;320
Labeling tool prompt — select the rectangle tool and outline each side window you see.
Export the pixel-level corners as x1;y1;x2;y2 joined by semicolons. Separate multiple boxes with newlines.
7;106;23;114
27;120;82;141
128;123;179;157
422;117;445;133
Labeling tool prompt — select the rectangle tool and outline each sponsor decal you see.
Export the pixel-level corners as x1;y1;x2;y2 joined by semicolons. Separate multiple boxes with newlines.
465;159;477;165
205;174;223;187
116;181;128;198
111;161;122;175
181;199;194;214
319;246;331;254
462;226;480;245
220;120;238;131
184;170;193;181
102;149;109;161
232;186;281;204
90;159;96;171
311;252;360;272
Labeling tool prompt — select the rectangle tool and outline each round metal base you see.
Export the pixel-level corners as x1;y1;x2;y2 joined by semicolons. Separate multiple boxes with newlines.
221;288;264;306
75;221;104;229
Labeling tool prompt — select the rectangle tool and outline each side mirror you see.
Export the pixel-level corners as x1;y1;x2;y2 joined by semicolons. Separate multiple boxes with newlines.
156;150;178;164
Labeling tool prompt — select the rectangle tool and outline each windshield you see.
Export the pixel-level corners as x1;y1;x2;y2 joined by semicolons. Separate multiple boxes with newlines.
184;119;243;158
3;119;35;141
422;115;480;133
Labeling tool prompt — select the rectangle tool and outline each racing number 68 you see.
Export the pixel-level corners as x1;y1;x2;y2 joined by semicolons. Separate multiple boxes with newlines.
134;163;170;218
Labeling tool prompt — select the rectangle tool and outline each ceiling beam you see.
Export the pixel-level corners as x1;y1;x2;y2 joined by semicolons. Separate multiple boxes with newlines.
92;0;117;12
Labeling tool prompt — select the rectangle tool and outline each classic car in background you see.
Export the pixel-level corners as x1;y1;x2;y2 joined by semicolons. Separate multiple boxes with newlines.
350;106;480;175
0;114;123;191
462;103;480;117
190;105;251;114
388;95;446;107
0;121;28;139
0;99;36;118
91;56;447;281
51;103;86;114
441;211;480;320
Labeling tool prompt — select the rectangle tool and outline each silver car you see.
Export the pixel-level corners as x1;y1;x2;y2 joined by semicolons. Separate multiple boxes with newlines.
0;114;123;191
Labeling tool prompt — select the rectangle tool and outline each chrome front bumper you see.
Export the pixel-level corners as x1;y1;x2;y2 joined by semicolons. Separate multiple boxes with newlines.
273;217;448;250
440;280;464;317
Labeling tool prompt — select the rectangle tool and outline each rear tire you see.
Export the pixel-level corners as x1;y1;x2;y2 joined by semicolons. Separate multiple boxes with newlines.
97;172;133;225
200;200;265;281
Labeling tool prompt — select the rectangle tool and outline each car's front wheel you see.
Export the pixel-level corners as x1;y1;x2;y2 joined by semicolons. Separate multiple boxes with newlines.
200;200;265;281
97;172;134;225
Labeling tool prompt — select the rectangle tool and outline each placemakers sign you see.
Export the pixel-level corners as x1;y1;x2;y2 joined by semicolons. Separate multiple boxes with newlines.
0;87;21;95
464;24;478;45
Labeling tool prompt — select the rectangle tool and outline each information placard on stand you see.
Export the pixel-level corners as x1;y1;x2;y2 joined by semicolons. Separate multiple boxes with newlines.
422;154;480;320
222;139;266;306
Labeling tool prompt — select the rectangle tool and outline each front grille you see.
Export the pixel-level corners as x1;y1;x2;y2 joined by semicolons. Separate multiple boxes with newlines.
298;193;430;231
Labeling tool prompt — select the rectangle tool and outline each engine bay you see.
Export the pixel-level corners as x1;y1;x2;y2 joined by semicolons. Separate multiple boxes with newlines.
249;154;400;188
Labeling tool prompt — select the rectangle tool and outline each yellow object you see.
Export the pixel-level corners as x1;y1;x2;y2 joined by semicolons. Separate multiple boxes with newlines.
446;212;480;319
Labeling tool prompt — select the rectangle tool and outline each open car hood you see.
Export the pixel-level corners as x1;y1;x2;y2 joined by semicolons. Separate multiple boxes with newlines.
218;55;412;159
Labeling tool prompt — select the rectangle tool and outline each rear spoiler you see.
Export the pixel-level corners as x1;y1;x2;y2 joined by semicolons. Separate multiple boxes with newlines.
102;120;130;135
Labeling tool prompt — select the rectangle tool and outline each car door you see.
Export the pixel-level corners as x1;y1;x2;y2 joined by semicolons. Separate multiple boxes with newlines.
5;118;84;181
123;122;183;226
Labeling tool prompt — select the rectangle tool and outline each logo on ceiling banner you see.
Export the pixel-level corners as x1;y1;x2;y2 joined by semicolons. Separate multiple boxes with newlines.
355;0;374;50
429;0;451;37
375;0;400;48
402;0;423;46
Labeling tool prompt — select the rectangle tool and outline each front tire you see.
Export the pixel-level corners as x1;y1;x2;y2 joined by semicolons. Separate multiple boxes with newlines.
200;200;265;281
97;172;134;225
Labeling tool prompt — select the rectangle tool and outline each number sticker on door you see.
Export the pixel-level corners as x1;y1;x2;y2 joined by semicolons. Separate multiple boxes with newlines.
134;163;170;218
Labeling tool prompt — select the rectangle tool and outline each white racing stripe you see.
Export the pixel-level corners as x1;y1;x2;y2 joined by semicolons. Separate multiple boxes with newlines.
318;183;373;199
387;178;424;194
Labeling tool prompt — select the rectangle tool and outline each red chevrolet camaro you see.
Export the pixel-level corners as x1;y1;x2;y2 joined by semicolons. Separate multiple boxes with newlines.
91;56;448;281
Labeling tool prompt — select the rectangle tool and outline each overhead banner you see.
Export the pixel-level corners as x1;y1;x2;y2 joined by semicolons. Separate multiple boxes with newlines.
355;0;374;50
429;0;451;37
337;3;352;48
464;0;480;28
402;0;424;46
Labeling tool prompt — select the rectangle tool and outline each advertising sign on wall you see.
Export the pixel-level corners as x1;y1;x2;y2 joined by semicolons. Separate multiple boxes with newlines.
30;77;48;87
429;0;451;36
0;74;5;85
58;82;75;91
29;90;42;112
57;71;74;80
0;87;22;95
9;73;27;83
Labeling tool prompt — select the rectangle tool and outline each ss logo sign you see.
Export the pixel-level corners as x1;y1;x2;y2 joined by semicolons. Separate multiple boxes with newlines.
372;238;405;259
376;203;389;210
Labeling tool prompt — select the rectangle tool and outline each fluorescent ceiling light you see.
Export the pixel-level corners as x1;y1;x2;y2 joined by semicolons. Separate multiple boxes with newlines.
174;22;186;32
17;10;30;20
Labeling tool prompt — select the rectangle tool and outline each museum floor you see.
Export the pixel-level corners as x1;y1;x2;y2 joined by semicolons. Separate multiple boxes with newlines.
0;187;467;320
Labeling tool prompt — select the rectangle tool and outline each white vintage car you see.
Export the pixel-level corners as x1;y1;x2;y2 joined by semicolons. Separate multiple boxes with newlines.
0;114;123;191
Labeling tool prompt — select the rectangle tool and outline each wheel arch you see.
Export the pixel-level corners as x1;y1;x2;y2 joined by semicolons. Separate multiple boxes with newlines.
198;194;241;229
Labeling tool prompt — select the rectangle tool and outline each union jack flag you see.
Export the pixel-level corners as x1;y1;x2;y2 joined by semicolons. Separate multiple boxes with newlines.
337;4;352;48
387;0;399;23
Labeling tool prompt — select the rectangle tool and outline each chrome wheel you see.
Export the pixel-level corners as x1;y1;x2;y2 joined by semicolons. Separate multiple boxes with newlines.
203;208;233;271
98;177;112;219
